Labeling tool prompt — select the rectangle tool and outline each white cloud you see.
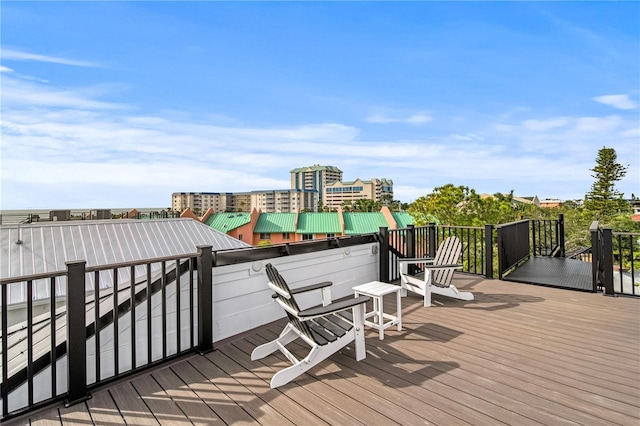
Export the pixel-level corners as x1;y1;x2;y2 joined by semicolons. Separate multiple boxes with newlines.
1;48;99;67
0;66;13;73
522;118;569;131
593;94;638;110
2;76;127;110
365;111;432;125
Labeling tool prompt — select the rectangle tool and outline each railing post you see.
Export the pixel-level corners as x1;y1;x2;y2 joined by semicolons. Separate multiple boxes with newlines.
65;260;90;407
531;220;537;256
406;224;415;259
590;222;599;292
485;224;494;279
379;227;389;283
601;228;615;296
197;245;214;353
406;225;416;275
428;223;436;258
558;213;565;257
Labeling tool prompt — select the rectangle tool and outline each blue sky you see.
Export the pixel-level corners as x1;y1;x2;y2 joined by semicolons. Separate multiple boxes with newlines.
1;1;638;210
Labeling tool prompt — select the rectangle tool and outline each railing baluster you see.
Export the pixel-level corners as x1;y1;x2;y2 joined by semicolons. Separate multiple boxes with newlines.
94;271;100;382
2;284;8;417
161;261;167;359
189;258;195;349
50;277;57;399
175;259;181;352
146;263;152;364
113;268;119;376
130;265;136;370
27;280;33;407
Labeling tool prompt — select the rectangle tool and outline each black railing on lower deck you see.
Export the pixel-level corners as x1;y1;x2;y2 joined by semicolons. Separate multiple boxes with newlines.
383;224;493;283
531;214;565;257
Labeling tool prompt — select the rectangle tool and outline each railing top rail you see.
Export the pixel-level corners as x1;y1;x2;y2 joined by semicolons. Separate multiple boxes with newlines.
0;251;201;286
589;221;600;232
496;219;529;229
85;252;200;273
613;231;640;237
439;225;485;230
0;270;67;286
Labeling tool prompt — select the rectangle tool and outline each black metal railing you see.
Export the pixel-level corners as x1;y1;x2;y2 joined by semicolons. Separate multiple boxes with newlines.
1;249;209;420
531;214;565;257
496;220;530;279
590;221;614;295
0;234;378;420
383;224;493;282
612;231;640;296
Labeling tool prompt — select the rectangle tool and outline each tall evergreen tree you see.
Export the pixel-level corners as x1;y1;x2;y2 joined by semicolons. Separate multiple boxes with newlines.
584;147;628;217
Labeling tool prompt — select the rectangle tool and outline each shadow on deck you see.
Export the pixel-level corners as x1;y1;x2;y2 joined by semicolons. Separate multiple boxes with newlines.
503;257;593;291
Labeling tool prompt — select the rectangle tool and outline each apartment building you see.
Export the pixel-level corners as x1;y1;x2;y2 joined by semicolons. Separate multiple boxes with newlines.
250;189;318;213
323;178;394;210
171;192;232;213
290;165;343;202
173;190;317;214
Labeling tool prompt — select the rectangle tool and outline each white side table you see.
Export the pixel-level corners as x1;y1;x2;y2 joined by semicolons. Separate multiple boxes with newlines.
353;281;402;340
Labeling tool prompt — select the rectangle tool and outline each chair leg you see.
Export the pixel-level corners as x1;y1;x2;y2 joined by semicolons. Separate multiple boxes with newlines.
251;323;299;361
352;304;366;361
424;283;432;307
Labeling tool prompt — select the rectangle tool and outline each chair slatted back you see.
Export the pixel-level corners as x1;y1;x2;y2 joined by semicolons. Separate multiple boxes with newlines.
432;237;462;287
265;263;315;342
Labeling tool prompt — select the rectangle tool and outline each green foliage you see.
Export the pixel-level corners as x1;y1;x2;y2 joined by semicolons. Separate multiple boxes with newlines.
408;184;529;226
584;147;629;218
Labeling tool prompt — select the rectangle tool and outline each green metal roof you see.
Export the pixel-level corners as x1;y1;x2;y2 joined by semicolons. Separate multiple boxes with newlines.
205;212;251;233
392;212;414;228
254;213;297;233
295;213;341;234
343;212;389;235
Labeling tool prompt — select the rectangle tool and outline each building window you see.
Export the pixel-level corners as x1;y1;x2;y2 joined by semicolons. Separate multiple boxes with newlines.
326;233;335;238
238;234;243;241
260;233;271;240
282;233;291;239
302;234;313;240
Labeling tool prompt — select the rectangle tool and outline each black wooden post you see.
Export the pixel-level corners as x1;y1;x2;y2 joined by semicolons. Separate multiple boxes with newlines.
590;222;599;292
485;224;494;279
406;224;416;276
378;227;389;283
406;224;415;259
601;228;615;296
197;245;214;353
558;213;565;257
428;223;436;258
65;260;91;407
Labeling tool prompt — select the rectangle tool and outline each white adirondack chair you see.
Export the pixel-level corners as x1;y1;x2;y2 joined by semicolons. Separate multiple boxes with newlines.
398;236;474;307
251;263;370;388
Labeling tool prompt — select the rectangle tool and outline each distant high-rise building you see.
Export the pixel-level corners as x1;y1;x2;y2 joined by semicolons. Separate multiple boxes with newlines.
290;165;342;202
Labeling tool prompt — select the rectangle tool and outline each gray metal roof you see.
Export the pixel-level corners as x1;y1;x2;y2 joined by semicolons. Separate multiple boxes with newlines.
1;218;250;304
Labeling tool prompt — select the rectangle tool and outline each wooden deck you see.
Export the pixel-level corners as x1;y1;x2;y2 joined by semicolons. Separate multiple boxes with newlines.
8;275;640;425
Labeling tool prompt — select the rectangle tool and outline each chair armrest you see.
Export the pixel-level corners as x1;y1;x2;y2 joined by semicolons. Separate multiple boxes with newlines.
290;281;333;295
298;295;370;319
422;263;463;269
398;257;434;264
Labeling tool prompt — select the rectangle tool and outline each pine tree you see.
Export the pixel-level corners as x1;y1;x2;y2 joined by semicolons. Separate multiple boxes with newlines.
584;147;628;217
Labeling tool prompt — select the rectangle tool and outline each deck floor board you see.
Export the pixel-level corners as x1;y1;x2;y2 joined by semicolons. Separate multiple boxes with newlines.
6;276;640;426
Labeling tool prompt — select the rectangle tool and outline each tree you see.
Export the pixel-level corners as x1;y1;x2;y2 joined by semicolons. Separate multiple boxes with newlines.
584;147;629;217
